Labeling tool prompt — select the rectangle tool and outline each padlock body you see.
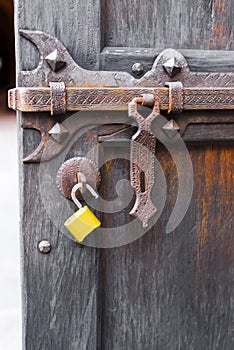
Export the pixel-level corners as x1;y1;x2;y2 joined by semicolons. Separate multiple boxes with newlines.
64;206;101;242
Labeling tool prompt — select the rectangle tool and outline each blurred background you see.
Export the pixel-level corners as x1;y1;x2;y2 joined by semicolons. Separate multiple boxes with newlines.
0;0;21;349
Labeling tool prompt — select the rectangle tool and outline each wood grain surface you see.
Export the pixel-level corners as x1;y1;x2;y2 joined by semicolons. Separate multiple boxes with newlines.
102;0;233;50
99;143;234;349
15;0;102;349
15;0;234;349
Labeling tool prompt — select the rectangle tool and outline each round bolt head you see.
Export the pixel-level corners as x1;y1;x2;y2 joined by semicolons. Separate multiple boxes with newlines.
132;62;144;76
38;240;52;254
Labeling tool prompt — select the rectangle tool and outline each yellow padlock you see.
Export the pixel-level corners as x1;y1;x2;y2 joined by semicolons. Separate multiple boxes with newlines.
64;183;101;242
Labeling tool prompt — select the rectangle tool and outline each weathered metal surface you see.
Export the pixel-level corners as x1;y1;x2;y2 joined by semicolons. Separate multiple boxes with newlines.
48;122;69;143
9;86;234;112
8;29;234;165
49;82;67;115
56;157;101;200
162;119;180;132
165;82;184;113
17;86;234;163
128;96;159;227
21;113;129;163
163;57;183;77
45;49;66;72
8;30;234;114
12;30;234;89
131;62;144;76
8;29;234;114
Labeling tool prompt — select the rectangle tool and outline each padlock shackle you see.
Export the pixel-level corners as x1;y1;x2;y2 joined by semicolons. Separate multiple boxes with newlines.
71;183;99;209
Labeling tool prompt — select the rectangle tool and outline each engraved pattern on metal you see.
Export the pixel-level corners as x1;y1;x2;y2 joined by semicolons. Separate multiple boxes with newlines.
7;30;234;163
49;82;67;115
128;96;160;227
14;30;233;88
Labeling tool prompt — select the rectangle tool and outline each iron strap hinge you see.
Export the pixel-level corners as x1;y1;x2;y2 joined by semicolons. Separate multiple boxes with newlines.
8;30;234;115
7;29;234;164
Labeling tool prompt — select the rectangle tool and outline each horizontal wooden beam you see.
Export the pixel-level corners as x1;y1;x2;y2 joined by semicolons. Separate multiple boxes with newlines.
100;47;234;73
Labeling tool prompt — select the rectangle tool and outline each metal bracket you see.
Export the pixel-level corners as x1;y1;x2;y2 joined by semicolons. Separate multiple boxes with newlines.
9;29;234;228
8;30;234;164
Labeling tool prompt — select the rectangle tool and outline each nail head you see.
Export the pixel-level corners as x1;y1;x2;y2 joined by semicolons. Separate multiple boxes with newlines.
38;240;52;254
132;62;144;76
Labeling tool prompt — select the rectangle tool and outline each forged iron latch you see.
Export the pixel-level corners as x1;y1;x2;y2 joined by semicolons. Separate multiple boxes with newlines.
10;79;185;115
9;83;234;113
128;94;160;227
8;30;234;117
8;29;234;227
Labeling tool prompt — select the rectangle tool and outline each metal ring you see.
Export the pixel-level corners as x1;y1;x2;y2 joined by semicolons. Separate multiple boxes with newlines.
165;81;183;113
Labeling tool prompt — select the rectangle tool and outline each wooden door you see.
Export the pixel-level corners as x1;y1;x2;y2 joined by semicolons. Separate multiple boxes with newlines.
15;0;234;349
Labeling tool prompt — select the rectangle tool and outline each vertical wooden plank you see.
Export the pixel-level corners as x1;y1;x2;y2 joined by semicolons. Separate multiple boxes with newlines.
16;0;102;71
14;0;102;348
102;0;233;50
100;144;234;350
98;1;234;348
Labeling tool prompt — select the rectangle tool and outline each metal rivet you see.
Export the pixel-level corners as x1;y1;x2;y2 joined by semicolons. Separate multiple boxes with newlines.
45;49;66;72
163;57;182;77
132;63;144;76
162;119;180;138
162;119;180;131
49;122;69;143
38;240;52;254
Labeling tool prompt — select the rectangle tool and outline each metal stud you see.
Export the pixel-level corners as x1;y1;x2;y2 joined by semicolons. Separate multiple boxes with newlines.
162;120;180;138
38;240;52;254
162;119;180;131
49;123;69;143
45;49;66;72
163;57;182;77
132;62;144;76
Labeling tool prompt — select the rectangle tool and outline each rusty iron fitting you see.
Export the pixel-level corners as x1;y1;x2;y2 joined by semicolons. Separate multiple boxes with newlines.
165;81;184;113
49;81;67;115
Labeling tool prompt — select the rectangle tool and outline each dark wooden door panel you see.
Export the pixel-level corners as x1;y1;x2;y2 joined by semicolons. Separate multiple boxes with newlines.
15;0;234;349
16;2;102;348
102;0;233;50
100;0;234;74
100;144;234;349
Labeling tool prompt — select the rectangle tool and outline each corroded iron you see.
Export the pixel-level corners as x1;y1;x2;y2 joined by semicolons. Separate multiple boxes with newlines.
8;29;234;229
8;86;234;112
11;30;234;88
56;157;101;201
48;122;69;143
7;29;234;165
45;49;66;72
49;82;67;115
128;95;159;227
165;81;184;113
163;57;183;77
162;119;180;132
